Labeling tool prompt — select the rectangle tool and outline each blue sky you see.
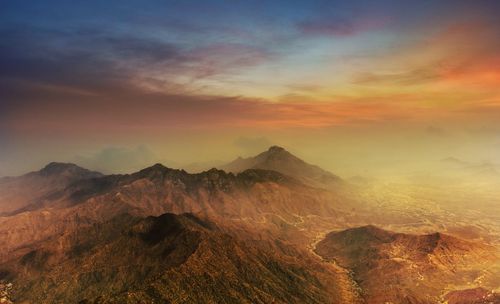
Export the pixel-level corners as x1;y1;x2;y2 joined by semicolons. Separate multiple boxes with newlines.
1;0;499;175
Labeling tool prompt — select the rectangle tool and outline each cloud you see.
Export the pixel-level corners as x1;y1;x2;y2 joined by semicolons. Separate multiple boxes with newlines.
183;43;272;79
73;145;168;173
1;85;422;139
0;26;272;102
297;16;388;37
0;28;156;96
2;8;499;139
353;68;439;85
286;84;323;93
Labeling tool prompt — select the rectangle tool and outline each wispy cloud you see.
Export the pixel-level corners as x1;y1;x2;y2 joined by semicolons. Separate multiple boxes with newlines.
353;67;439;85
74;145;162;173
297;16;388;37
0;26;273;100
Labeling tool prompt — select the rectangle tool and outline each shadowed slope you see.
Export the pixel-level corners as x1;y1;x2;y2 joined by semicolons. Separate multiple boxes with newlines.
0;163;343;261
2;213;343;304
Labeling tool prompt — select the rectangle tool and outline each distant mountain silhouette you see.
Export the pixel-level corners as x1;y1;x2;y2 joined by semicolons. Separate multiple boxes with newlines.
0;162;102;215
221;146;341;187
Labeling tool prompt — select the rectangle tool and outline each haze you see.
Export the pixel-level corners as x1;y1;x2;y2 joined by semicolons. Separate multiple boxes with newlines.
1;0;499;180
1;3;500;302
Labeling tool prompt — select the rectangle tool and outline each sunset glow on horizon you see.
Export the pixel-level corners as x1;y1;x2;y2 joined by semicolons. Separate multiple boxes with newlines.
1;0;500;176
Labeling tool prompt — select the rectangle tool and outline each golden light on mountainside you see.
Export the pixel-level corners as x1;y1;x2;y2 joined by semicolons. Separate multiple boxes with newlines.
1;1;499;303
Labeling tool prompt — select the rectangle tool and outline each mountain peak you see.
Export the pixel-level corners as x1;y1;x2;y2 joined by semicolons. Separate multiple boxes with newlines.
149;163;169;170
41;162;79;172
221;146;341;188
258;146;294;162
39;162;100;177
334;225;395;243
267;145;287;153
357;224;389;234
135;163;174;177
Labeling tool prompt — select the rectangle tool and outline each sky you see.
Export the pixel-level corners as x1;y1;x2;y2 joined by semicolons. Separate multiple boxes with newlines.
1;0;500;177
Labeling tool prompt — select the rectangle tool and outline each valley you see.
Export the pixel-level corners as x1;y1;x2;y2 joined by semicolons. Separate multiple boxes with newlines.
0;147;499;303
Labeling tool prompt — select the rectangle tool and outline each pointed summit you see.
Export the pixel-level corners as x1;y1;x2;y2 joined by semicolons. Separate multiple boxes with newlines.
134;163;181;180
145;163;169;171
220;146;340;187
255;146;295;163
267;145;286;153
261;146;295;161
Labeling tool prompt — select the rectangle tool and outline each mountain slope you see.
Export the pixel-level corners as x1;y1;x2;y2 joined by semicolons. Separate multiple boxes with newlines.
0;162;102;215
33;164;337;219
315;225;498;304
0;164;345;261
0;161;498;303
221;146;341;188
1;212;345;304
444;287;500;304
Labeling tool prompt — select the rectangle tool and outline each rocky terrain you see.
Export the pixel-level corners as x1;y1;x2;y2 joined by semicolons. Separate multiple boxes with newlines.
0;147;498;303
1;213;349;303
0;160;349;263
444;287;500;304
315;225;499;304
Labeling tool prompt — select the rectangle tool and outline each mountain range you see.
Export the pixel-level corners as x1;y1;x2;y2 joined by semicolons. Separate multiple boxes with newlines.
0;146;498;303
